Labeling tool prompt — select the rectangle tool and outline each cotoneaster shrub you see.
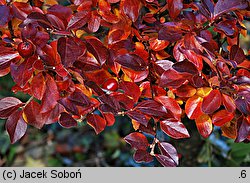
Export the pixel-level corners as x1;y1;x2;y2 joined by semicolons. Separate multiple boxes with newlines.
0;0;249;167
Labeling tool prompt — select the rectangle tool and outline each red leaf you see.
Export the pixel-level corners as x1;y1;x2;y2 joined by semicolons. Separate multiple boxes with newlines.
30;73;46;100
195;114;213;138
40;74;60;113
185;95;203;119
10;58;34;87
155;96;182;120
5;110;27;144
158;142;179;166
176;84;196;98
67;10;90;30
230;45;245;64
158;22;184;42
168;0;183;19
155;154;177;167
126;110;148;126
119;81;141;103
0;5;10;26
124;132;149;150
115;53;147;71
47;4;72;27
85;36;108;66
123;0;141;22
160;119;190;139
59;112;78;128
202;89;222;114
58;37;86;67
214;0;248;18
195;0;214;19
0;97;23;119
101;112;115;126
88;12;101;32
87;113;106;134
135;100;167;117
172;60;198;75
212;110;234;126
133;150;154;163
214;20;235;36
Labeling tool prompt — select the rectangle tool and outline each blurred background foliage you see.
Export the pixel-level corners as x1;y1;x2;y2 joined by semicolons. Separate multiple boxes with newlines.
0;19;250;167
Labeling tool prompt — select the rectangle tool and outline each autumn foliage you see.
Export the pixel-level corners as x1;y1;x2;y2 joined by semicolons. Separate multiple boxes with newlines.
0;0;250;167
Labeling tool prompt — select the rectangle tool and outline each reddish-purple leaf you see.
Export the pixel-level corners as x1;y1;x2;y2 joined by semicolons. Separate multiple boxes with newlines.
235;116;250;142
0;97;23;119
195;0;214;19
133;150;154;163
0;5;10;26
160;68;187;88
85;36;108;66
158;22;184;42
58;37;86;68
168;0;183;19
155;154;177;167
0;46;19;70
115;53;147;71
160;119;190;139
222;94;236;113
12;2;32;20
40;74;60;113
202;89;222;114
47;4;72;27
123;0;141;22
59;112;77;128
172;60;198;75
126;110;148;126
214;0;248;18
87;113;106;134
135;100;167;117
5;110;27;144
158;142;179;166
67;11;90;30
230;45;245;64
124;132;149;150
214;20;235;36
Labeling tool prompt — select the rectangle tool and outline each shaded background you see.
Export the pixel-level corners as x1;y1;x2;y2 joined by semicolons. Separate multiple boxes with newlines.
0;21;250;167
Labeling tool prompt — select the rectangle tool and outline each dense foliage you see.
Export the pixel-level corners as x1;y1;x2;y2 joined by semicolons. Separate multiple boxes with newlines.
0;0;249;167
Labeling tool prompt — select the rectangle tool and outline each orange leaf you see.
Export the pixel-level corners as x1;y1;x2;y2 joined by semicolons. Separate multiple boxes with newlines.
212;110;234;126
185;95;203;119
195;114;213;138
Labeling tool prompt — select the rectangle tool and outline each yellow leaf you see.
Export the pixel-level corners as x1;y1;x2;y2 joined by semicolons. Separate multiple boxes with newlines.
131;119;140;130
196;87;212;97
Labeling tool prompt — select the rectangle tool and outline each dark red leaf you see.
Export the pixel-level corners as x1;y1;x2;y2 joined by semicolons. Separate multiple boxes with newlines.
235;97;250;115
85;36;108;66
115;53;147;71
155;96;182;120
0;97;23;119
0;5;10;26
30;73;46;100
126;110;148;126
101;112;115;126
40;74;60;113
230;45;245;64
172;60;198;75
160;119;190;139
10;58;34;87
195;0;214;19
133;150;154;163
168;0;183;19
119;81;141;103
88;12;101;32
59;112;77;128
158;142;179;166
87;113;106;134
135;100;167;117
123;0;141;22
12;2;32;20
5;110;27;144
212;110;234;126
214;20;236;36
158;22;184;42
67;11;90;30
202;89;222;114
0;46;19;70
214;0;248;18
124;132;149;150
58;37;86;68
155;154;177;167
47;4;72;27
